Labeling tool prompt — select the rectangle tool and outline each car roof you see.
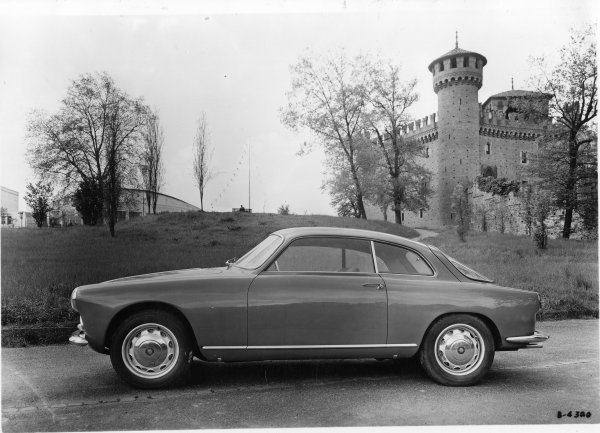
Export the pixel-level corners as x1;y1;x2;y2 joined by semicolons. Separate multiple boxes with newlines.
271;226;427;250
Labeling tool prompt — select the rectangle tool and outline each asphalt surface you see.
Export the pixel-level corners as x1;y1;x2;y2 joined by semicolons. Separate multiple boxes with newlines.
1;320;598;431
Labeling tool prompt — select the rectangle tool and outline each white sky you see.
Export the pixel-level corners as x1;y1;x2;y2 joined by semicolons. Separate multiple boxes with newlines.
0;0;597;214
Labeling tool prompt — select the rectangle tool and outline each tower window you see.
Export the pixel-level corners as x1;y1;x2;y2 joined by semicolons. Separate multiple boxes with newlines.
521;151;528;164
462;57;467;67
419;209;424;218
401;212;405;222
486;143;491;154
425;147;430;158
450;57;457;68
439;61;444;72
459;159;462;165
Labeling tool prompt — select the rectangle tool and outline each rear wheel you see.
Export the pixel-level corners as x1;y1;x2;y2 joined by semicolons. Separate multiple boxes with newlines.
109;310;193;389
420;315;494;386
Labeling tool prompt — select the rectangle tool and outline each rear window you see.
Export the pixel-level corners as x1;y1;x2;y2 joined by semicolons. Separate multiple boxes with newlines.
429;245;494;283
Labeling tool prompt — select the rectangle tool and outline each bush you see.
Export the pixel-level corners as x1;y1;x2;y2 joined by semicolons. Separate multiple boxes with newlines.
277;204;290;215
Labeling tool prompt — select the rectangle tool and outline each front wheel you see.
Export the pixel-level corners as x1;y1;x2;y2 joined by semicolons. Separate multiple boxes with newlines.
109;310;193;389
419;315;495;386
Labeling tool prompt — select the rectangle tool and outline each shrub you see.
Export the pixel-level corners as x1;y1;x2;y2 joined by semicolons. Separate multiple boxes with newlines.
277;204;290;215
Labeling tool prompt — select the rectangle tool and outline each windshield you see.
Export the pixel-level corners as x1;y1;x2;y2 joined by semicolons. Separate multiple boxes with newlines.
233;234;283;269
429;245;494;283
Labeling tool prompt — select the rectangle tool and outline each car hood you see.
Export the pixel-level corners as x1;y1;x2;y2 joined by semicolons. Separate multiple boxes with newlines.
104;267;228;284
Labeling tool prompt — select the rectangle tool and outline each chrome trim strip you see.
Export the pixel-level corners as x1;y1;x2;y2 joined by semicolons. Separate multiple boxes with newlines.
202;343;418;350
506;331;549;344
370;241;379;274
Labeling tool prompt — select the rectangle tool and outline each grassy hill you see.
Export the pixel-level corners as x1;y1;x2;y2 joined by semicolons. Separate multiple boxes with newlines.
426;230;598;321
1;212;418;345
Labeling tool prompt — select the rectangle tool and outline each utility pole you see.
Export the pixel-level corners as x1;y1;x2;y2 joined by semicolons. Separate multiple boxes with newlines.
248;142;251;212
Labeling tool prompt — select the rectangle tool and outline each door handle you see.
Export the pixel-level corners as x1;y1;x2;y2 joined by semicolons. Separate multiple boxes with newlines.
362;283;385;290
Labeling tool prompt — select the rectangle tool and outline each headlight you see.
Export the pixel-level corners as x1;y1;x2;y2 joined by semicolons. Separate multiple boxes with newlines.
71;287;80;311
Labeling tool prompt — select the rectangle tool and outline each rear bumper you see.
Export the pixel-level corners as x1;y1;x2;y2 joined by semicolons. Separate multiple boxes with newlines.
505;330;549;348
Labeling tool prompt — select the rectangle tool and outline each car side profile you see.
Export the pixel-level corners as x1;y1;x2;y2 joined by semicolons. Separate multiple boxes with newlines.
69;227;549;388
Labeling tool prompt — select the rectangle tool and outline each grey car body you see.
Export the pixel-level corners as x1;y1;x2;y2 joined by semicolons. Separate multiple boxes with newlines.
70;227;548;388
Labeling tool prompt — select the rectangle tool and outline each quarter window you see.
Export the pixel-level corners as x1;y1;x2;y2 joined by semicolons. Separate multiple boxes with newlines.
270;237;374;273
373;242;433;276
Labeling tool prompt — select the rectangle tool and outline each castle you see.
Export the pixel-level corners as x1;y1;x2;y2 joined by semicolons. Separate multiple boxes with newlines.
367;43;551;229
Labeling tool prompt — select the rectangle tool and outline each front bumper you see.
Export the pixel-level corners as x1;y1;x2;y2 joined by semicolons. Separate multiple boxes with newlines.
506;330;549;348
68;322;88;346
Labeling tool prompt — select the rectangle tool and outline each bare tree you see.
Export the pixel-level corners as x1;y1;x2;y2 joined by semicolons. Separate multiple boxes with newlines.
282;51;371;219
27;72;148;236
525;24;597;238
364;60;431;224
141;110;165;214
192;112;213;211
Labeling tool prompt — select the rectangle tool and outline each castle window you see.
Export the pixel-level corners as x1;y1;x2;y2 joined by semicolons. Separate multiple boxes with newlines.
425;147;430;158
419;209;424;218
459;159;462;165
450;213;454;220
450;57;457;68
401;212;405;222
462;57;467;67
486;143;491;154
439;61;444;72
521;151;528;164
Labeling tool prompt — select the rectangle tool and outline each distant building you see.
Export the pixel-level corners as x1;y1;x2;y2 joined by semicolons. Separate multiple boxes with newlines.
118;189;200;220
1;186;19;227
1;186;199;228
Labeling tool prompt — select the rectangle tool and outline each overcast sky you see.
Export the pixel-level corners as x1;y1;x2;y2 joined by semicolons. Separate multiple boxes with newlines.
0;0;596;214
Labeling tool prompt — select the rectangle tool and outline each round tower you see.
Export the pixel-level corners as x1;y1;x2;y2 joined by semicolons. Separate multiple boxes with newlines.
428;44;487;226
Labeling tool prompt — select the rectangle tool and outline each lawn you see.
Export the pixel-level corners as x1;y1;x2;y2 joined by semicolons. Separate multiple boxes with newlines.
1;211;418;345
424;230;598;320
2;213;597;347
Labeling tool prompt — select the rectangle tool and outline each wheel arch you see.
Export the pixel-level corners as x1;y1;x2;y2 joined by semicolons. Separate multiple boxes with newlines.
104;302;201;357
419;312;501;350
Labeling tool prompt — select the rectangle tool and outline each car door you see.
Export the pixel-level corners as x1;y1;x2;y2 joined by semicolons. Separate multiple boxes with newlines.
247;236;387;347
372;241;441;346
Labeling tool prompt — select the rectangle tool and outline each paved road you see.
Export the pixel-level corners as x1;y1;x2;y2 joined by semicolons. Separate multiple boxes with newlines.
2;320;598;431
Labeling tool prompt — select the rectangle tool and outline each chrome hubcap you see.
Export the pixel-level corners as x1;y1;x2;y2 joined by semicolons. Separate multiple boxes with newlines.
122;323;179;379
435;324;484;376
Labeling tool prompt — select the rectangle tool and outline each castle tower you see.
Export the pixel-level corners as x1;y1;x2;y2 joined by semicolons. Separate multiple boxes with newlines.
428;44;487;226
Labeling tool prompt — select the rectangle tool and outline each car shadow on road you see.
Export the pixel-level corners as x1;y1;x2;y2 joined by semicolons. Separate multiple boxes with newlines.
186;357;423;388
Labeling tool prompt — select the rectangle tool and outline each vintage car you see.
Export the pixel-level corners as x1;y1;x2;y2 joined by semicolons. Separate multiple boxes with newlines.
69;227;548;388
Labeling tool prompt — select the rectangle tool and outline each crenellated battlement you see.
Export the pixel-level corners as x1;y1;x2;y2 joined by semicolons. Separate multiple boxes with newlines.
433;73;482;93
480;108;549;128
400;113;438;136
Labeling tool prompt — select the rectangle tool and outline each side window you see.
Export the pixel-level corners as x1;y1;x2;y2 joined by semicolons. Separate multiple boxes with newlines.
270;237;374;273
373;242;433;276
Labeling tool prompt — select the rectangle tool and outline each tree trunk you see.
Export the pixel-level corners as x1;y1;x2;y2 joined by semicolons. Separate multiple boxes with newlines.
200;189;204;211
356;193;367;219
348;158;367;220
562;138;578;239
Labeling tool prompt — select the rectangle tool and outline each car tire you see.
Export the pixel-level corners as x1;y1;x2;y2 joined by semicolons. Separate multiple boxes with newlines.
109;310;193;389
419;314;495;386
